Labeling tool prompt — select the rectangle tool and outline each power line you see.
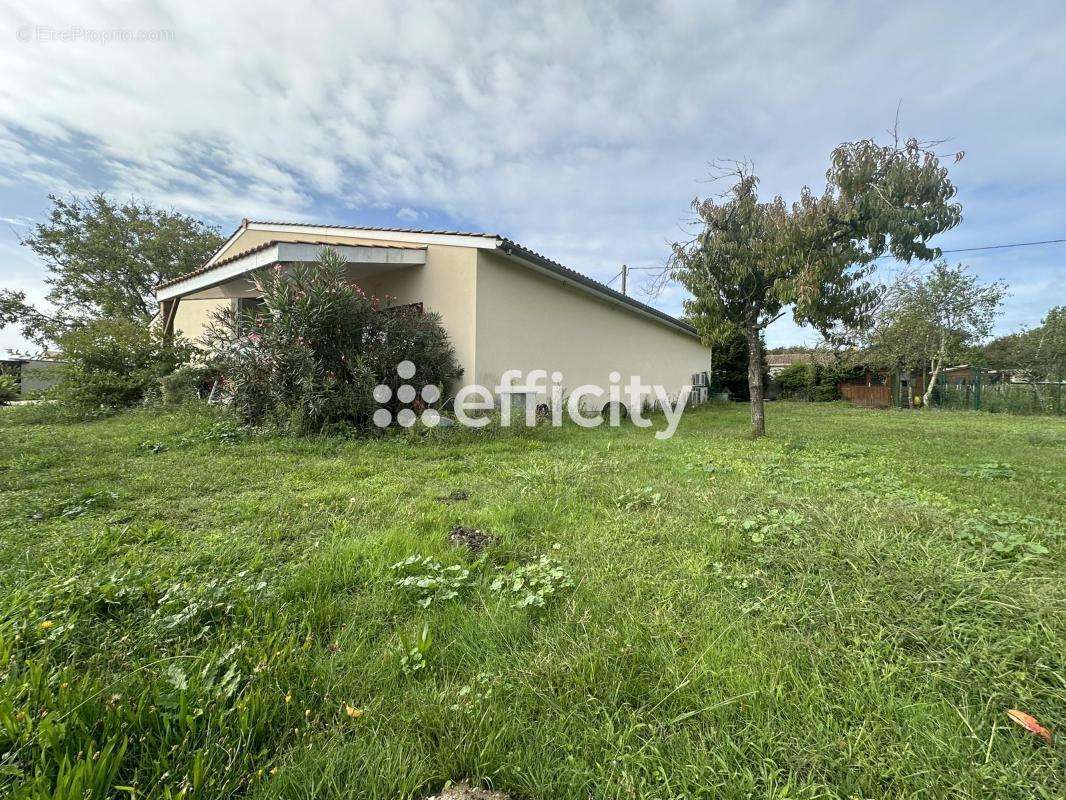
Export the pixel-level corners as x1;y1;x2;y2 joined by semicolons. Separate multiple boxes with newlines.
936;237;1066;255
875;237;1066;261
603;236;1066;289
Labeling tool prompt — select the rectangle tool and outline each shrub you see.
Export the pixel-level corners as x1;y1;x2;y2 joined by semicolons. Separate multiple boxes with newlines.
206;248;461;434
816;359;867;402
0;373;17;405
159;363;216;405
50;319;193;412
774;361;845;401
776;363;814;399
811;379;841;402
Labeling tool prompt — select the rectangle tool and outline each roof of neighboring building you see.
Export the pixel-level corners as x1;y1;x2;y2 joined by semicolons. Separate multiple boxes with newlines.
158;221;698;337
942;364;1018;373
767;352;813;367
2;350;62;363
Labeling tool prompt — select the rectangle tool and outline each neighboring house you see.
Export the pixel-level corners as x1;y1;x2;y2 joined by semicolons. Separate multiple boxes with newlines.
155;220;711;412
766;352;812;376
939;364;1040;386
941;364;992;386
0;354;65;397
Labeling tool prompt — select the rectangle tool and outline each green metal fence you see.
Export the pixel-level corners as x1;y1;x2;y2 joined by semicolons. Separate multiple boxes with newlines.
933;369;1064;415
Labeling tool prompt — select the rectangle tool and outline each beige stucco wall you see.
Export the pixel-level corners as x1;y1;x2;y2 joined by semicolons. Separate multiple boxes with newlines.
172;297;232;344
472;250;710;409
360;243;479;385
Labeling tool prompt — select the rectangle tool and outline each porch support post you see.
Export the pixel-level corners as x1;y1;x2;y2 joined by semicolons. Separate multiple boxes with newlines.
161;298;178;339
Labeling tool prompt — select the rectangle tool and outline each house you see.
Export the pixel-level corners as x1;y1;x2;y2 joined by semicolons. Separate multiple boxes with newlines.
766;352;812;376
940;364;1023;386
156;220;711;412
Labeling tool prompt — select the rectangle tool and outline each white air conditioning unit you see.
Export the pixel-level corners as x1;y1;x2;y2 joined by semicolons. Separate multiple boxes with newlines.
691;371;708;387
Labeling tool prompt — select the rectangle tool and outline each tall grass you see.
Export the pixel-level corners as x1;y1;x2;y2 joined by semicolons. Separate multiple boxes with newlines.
0;402;1063;799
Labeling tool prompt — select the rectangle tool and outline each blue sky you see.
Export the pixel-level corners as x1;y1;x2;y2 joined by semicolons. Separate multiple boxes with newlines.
2;1;1064;353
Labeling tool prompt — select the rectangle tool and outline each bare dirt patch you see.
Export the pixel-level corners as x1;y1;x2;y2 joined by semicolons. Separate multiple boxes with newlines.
448;524;497;554
424;784;509;800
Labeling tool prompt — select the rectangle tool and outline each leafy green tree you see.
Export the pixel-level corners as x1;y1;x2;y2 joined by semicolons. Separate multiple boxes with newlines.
983;330;1024;370
670;137;963;435
985;305;1065;388
869;261;1006;406
0;193;223;345
1021;306;1065;382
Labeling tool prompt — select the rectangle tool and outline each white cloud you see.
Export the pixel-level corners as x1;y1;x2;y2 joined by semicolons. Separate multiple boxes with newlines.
0;0;1064;354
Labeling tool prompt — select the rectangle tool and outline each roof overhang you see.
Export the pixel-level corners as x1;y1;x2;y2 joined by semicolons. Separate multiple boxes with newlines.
157;241;426;301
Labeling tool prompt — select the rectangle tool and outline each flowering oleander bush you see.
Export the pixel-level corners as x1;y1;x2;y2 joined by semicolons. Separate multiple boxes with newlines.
205;247;461;434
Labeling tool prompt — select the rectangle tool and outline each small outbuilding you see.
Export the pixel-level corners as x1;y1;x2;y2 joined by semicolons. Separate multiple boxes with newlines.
0;355;65;397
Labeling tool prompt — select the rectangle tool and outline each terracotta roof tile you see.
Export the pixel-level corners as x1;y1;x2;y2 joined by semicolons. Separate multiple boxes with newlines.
767;352;813;367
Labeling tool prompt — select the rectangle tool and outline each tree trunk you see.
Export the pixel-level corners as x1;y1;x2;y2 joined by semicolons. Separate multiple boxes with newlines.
922;357;941;408
745;324;766;436
923;334;948;409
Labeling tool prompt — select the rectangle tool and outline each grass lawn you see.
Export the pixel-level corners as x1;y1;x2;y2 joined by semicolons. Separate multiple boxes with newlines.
1;401;1063;799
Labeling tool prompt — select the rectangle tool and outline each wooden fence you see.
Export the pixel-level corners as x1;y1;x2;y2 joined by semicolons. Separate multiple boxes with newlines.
840;384;892;408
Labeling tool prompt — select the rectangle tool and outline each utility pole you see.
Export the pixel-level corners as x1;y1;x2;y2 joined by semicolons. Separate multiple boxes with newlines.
621;264;628;296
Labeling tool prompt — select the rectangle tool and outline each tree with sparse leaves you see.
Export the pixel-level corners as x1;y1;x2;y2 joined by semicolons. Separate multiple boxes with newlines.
670;137;963;436
868;262;1005;406
0;193;223;346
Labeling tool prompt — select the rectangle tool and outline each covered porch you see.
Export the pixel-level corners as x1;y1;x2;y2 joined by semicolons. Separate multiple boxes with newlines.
157;240;427;341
